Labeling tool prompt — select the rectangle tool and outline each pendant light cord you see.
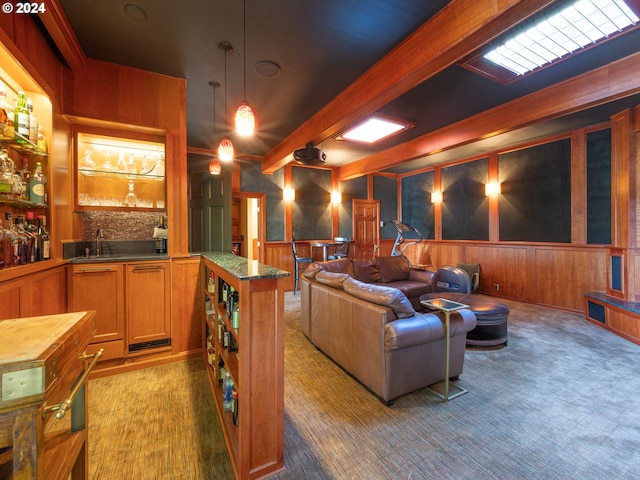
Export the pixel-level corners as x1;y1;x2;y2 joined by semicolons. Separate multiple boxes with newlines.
243;0;247;100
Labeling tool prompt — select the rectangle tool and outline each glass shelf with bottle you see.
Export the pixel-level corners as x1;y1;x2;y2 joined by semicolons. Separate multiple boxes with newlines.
75;130;166;211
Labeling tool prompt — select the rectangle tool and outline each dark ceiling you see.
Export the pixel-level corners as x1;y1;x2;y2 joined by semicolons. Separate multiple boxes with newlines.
58;0;640;175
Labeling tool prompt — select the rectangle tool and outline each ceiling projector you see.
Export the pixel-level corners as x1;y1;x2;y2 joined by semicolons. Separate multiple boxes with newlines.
293;143;326;165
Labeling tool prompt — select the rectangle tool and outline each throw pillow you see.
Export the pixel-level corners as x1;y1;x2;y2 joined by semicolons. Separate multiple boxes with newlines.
352;260;382;283
343;277;415;319
375;256;410;283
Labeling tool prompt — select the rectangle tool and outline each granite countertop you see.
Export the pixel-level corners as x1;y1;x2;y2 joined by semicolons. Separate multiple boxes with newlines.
199;251;290;280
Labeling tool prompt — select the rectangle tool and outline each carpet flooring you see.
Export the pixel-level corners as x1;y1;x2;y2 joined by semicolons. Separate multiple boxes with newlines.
87;293;640;479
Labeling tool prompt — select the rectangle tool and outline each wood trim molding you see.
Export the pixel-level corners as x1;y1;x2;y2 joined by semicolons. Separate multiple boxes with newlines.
40;0;86;71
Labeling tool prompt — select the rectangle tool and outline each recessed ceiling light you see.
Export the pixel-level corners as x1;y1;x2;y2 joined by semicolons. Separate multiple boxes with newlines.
484;0;639;76
124;4;148;23
338;116;414;144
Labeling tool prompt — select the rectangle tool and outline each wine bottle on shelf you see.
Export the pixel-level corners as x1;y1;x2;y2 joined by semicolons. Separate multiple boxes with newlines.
223;370;233;412
232;388;239;426
14;92;29;143
37;215;50;260
155;215;167;254
29;162;46;204
26;96;37;144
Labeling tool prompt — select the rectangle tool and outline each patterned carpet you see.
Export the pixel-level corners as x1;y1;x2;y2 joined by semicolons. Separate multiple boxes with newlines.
88;293;640;479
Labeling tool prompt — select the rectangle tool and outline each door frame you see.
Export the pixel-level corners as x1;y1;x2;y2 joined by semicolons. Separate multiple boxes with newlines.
232;191;266;263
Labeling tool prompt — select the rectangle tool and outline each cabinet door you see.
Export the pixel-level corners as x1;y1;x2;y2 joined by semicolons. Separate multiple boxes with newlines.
126;263;170;346
68;264;125;344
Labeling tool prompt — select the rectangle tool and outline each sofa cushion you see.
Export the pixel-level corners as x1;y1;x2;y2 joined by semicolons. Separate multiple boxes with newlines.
353;260;382;283
375;256;410;283
386;281;432;300
343;277;415;318
315;270;350;290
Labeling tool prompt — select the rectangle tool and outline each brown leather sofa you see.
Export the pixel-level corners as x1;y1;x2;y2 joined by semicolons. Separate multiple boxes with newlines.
300;257;477;404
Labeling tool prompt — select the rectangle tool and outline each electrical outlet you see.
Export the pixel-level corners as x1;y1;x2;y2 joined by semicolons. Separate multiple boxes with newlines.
494;283;500;291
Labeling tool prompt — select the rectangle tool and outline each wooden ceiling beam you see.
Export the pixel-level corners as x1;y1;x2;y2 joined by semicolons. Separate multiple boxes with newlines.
261;0;554;174
39;0;86;72
339;51;640;180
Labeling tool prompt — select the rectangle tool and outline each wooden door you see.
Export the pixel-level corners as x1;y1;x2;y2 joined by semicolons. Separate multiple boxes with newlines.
353;199;380;260
188;172;231;253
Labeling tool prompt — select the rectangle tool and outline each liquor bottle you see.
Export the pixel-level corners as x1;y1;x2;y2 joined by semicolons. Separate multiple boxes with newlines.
0;149;13;194
2;213;15;267
232;388;239;426
14;92;29;143
222;370;233;412
155;215;167;253
25;212;38;262
4;99;15;138
0;88;9;127
36;125;47;153
232;298;240;330
29;162;46;204
18;157;30;200
207;272;216;294
26;96;37;144
13;215;28;265
37;215;50;260
0;216;4;269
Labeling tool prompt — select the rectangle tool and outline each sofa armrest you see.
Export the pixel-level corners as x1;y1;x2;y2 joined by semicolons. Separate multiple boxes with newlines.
408;268;438;290
384;309;477;351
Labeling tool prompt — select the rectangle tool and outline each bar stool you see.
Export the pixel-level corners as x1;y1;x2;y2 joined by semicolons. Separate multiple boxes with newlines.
328;237;350;260
292;238;313;294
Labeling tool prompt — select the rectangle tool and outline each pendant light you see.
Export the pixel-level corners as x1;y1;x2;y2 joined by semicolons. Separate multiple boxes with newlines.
234;0;255;136
218;41;235;162
208;81;222;175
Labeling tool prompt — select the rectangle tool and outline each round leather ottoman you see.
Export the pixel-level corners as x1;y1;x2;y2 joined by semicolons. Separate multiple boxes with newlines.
420;292;509;347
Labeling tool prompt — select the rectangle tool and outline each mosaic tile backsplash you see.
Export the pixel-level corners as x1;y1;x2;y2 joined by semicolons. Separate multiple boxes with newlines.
81;211;165;241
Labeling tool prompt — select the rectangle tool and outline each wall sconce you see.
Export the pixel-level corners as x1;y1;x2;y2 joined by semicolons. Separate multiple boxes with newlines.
485;182;501;196
430;191;442;204
283;188;295;202
331;191;342;204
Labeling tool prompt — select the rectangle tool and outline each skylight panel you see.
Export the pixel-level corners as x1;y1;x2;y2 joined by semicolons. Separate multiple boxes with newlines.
483;0;639;76
341;117;406;143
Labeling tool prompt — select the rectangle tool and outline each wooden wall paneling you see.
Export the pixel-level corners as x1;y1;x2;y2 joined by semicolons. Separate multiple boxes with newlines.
606;307;640;344
166;127;189;255
571;129;587;245
488;154;499;243
264;242;295;291
465;245;528;299
0;279;24;320
171;258;204;355
29;267;67;316
434;168;442;240
66;58;186;130
534;247;607;311
610;110;631;249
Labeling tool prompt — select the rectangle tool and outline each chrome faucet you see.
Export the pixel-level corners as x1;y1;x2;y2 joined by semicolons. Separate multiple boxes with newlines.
95;229;104;257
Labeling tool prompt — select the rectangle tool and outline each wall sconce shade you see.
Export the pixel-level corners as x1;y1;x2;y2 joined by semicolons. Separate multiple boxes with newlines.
283;188;295;201
209;159;221;175
331;191;342;204
430;191;443;204
485;182;501;196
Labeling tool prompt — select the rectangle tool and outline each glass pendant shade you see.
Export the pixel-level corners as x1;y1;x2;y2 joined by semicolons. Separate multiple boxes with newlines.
209;159;221;175
217;136;235;162
234;101;255;136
